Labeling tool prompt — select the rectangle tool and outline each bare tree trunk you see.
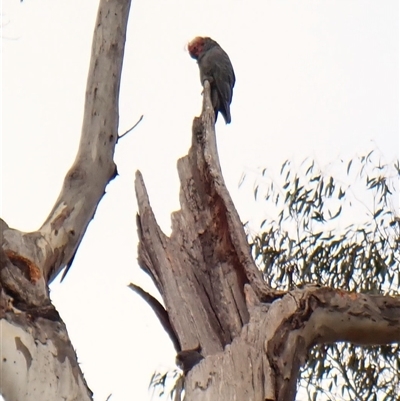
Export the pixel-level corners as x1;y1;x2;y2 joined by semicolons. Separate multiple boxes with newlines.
1;0;131;399
134;82;400;401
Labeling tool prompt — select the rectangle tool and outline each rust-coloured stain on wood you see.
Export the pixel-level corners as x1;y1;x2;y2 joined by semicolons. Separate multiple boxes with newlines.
4;250;41;283
336;289;358;301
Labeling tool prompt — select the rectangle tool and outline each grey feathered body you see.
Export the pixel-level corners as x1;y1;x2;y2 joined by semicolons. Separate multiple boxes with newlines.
196;40;235;124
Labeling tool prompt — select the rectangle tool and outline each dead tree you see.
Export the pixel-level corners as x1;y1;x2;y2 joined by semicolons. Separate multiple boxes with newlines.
1;0;399;400
133;82;400;401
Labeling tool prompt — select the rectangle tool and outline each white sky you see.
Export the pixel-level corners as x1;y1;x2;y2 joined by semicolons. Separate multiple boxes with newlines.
1;1;399;400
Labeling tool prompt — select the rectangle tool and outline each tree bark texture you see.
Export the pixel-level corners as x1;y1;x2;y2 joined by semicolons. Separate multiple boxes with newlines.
135;82;400;400
1;1;131;400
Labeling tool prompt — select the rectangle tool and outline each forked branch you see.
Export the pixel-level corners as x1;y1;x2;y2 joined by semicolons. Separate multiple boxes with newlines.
2;0;132;285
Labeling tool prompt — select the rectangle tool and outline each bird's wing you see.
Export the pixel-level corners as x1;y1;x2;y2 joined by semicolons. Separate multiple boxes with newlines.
204;47;235;120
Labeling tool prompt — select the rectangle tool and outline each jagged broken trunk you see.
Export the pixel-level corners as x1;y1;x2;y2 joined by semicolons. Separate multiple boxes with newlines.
134;83;400;401
135;90;275;353
134;84;300;400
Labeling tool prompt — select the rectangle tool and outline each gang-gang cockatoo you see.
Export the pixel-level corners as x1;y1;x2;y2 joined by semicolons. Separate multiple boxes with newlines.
188;37;235;124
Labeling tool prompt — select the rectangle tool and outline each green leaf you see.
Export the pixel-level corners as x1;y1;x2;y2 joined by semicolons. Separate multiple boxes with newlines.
254;185;258;200
305;161;314;176
280;159;289;174
331;206;342;219
347;159;353;174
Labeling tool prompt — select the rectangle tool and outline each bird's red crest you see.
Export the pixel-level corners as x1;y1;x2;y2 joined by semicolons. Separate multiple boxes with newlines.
188;37;205;59
188;35;235;124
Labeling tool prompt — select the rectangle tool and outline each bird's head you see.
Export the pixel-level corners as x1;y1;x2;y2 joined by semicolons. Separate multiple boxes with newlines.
188;37;205;59
188;37;217;59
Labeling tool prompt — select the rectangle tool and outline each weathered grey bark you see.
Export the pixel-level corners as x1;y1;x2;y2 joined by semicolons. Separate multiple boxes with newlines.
0;0;131;400
2;0;131;284
134;82;400;400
